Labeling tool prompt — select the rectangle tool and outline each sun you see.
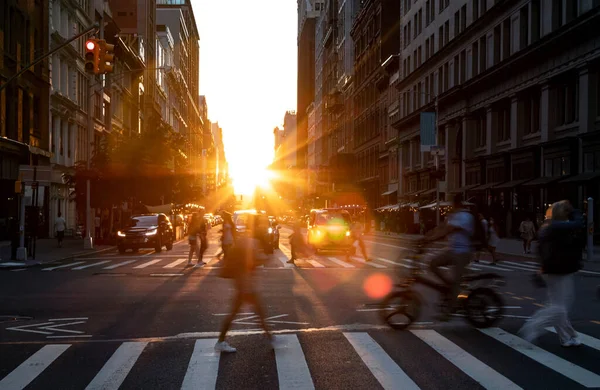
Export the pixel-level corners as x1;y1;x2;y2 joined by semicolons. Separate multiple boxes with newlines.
230;164;274;195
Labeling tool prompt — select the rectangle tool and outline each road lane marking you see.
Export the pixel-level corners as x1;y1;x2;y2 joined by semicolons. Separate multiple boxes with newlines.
475;262;514;272
306;259;325;268
71;261;111;270
372;257;410;268
274;334;315;390
42;261;85;271
579;269;600;275
150;273;184;277
344;332;419;390
350;256;386;268
480;328;600;388
545;328;600;352
85;341;147;390
10;269;27;272
48;317;88;321
181;339;220;390
164;258;187;268
411;329;521;390
501;261;539;270
134;259;162;268
327;257;355;268
103;260;137;269
0;344;70;390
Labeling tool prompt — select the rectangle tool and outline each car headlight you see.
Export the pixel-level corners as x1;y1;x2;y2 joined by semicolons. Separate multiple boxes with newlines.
117;231;126;237
145;229;158;236
268;227;273;234
346;230;351;237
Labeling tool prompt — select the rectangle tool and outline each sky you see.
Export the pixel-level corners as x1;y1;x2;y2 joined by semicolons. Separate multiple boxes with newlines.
193;0;298;194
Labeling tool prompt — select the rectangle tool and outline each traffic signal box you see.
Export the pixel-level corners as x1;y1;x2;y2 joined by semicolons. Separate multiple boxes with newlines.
85;39;99;74
84;39;115;74
98;39;115;74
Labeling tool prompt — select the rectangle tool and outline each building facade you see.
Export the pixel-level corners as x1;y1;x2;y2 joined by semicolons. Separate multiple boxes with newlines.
1;0;51;241
351;0;400;210
393;0;600;236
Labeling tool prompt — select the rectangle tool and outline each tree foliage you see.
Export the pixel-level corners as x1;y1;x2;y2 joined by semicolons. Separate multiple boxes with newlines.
64;113;199;212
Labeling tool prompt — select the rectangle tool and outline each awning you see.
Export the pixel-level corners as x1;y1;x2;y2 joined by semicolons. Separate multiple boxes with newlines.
421;188;437;195
559;172;600;184
420;201;474;209
469;182;503;191
450;184;479;193
405;189;426;196
522;176;565;187
381;189;397;196
493;178;534;189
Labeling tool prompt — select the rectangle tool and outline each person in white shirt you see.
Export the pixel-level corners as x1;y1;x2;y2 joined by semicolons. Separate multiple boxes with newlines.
55;212;66;248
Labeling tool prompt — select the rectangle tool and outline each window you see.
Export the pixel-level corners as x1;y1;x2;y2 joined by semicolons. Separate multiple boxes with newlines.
524;89;541;135
439;25;444;48
453;55;459;87
531;0;541;43
415;139;421;164
546;156;571;176
426;1;431;25
476;111;487;147
583;152;600;173
439;0;449;13
67;124;71;158
472;0;479;22
497;102;510;142
443;62;449;91
59;120;64;156
454;11;460;37
418;46;422;67
479;36;487;72
461;5;467;31
472;41;479;77
493;25;501;65
502;18;511;60
556;77;579;126
430;0;436;23
425;38;430;59
480;0;487;15
413;49;417;70
460;50;466;83
407;21;412;44
403;25;409;48
429;33;435;55
418;9;423;35
444;21;449;45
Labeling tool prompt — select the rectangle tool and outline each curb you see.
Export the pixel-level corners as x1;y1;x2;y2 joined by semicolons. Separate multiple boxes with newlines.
0;246;117;269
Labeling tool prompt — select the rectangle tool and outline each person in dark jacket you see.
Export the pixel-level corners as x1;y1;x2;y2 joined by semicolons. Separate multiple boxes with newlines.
519;200;584;347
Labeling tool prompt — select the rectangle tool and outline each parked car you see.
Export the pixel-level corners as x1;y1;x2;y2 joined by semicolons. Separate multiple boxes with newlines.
306;208;352;253
117;214;174;253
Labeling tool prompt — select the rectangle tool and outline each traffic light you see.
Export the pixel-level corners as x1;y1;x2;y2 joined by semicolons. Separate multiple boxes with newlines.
85;39;99;74
98;39;115;74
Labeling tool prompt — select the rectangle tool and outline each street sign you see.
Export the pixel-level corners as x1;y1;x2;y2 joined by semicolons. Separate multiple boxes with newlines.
420;112;437;152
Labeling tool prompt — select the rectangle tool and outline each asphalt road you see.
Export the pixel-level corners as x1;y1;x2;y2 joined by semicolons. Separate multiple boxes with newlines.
1;227;600;389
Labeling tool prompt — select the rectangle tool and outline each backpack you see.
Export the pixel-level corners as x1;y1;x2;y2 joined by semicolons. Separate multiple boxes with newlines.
471;214;489;249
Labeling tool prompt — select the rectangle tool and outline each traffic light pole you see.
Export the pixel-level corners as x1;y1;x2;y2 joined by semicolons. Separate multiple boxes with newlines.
0;23;98;93
84;18;104;250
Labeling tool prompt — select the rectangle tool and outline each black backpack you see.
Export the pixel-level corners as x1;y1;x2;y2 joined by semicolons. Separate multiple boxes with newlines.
471;214;489;249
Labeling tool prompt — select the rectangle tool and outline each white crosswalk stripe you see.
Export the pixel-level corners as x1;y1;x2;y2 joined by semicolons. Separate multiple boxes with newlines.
480;327;600;388
274;334;315;390
350;256;386;268
306;259;325;268
327;257;355;268
103;260;137;269
1;327;599;389
411;329;521;390
164;258;188;268
134;259;162;268
71;261;112;270
545;327;600;352
85;342;147;390
344;332;419;390
42;262;85;271
181;339;220;390
0;344;70;390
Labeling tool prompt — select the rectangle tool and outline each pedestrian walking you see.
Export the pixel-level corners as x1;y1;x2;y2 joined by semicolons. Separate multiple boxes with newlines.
519;200;585;347
487;217;500;264
288;221;309;265
519;216;536;254
187;214;206;267
216;215;274;352
54;212;66;248
473;213;489;263
216;211;235;260
348;219;369;261
196;213;209;267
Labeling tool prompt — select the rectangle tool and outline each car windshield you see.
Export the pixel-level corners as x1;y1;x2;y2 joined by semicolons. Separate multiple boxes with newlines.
316;212;350;226
128;216;158;228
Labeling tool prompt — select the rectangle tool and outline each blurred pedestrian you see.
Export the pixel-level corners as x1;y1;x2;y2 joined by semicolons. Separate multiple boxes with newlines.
216;211;235;260
348;219;369;261
288;221;308;265
54;212;66;248
519;200;585;347
187;214;206;267
519;216;536;254
487;217;500;264
196;213;209;267
216;215;273;352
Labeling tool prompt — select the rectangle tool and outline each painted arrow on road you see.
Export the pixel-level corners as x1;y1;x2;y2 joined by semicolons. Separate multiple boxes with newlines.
5;317;92;338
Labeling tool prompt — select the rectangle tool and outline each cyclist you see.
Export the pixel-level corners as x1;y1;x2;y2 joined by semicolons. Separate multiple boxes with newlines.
420;193;474;320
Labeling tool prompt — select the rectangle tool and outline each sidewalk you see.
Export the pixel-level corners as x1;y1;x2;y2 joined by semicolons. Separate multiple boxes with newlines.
365;230;600;271
0;237;115;268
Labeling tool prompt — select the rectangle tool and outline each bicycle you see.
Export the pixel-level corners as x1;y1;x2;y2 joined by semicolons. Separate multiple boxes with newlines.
380;241;506;330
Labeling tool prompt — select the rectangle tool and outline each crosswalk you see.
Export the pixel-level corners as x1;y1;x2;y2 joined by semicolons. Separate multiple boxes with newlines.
2;326;600;389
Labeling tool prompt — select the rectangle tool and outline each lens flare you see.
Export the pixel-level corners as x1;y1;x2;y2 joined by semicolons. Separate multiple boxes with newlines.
362;273;393;299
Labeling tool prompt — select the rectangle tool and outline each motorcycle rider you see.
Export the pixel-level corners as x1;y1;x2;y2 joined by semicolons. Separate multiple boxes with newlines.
420;193;474;320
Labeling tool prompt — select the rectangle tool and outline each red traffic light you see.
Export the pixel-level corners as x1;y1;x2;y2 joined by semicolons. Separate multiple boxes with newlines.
86;40;96;51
